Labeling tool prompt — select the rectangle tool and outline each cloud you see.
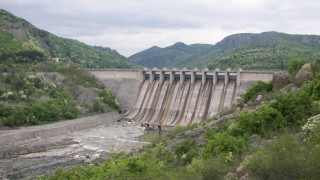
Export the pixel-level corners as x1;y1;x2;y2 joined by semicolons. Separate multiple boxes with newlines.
1;0;320;56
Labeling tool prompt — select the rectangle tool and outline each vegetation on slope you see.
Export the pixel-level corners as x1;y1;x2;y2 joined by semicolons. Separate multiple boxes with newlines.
128;42;213;68
130;32;320;70
0;40;121;127
40;60;320;179
0;9;139;69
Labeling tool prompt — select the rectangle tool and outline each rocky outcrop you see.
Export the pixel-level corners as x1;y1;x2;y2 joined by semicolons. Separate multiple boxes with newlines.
2;22;28;42
272;71;290;90
75;86;99;105
296;70;312;82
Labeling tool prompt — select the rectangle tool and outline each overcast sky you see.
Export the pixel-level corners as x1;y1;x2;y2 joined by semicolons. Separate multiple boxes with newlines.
1;0;320;56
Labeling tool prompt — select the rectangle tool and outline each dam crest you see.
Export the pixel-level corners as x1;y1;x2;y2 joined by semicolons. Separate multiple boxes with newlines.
89;68;274;126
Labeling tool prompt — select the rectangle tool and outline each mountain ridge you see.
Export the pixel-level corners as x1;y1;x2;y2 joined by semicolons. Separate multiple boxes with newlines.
129;31;320;69
0;9;139;69
128;42;213;68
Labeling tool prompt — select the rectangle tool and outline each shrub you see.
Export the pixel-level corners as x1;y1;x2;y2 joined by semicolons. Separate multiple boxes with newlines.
243;81;273;103
245;134;320;180
287;58;308;77
175;138;199;164
203;131;245;156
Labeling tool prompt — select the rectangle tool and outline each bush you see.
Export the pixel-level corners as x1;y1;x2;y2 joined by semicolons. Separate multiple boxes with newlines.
287;58;308;77
175;138;199;164
245;134;320;180
243;81;273;103
203;131;245;157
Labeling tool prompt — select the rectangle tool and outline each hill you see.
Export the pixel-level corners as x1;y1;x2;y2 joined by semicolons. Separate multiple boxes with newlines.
0;9;139;69
0;9;126;128
130;32;320;69
128;42;213;68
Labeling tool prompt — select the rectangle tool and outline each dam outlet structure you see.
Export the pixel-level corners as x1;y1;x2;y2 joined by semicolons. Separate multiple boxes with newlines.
89;68;274;126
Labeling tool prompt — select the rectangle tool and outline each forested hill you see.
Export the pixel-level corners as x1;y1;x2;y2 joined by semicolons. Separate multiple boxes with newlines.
130;32;320;70
0;9;139;69
128;42;213;68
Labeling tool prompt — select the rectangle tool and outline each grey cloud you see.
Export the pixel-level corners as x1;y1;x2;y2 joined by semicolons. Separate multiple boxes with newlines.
1;0;320;56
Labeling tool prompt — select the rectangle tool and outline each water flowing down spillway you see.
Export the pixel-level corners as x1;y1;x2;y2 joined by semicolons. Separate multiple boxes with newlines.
126;78;239;126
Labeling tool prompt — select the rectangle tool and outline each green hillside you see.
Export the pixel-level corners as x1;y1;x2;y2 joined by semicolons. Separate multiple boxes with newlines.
128;42;213;68
0;9;125;128
130;32;320;69
204;32;320;70
0;9;139;69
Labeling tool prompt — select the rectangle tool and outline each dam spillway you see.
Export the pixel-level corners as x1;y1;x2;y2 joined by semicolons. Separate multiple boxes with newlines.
89;68;274;126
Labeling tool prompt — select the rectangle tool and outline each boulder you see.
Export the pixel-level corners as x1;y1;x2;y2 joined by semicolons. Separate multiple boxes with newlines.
224;172;237;180
296;70;312;82
273;71;290;90
255;95;262;102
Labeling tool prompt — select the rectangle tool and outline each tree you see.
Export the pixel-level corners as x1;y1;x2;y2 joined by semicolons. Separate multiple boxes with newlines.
287;58;308;77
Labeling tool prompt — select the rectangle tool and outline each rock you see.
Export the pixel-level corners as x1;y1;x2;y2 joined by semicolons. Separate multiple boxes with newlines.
75;86;99;105
237;102;245;109
255;95;262;102
239;173;249;180
236;166;245;178
84;159;91;163
273;71;290;90
79;155;86;161
296;70;312;82
224;172;237;180
249;134;262;148
91;153;101;159
236;155;253;179
74;155;80;160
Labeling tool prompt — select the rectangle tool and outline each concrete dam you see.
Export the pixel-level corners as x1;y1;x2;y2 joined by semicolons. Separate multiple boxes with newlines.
89;68;274;126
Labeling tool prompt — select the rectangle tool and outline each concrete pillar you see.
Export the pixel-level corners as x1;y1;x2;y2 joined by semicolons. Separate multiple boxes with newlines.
159;70;164;83
213;70;217;86
180;70;184;85
237;69;241;86
191;71;195;85
170;71;174;84
202;71;206;85
138;69;144;85
150;70;154;82
225;70;229;85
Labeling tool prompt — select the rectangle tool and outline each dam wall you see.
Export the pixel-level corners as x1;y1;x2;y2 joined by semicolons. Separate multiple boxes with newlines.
89;68;274;125
89;70;142;112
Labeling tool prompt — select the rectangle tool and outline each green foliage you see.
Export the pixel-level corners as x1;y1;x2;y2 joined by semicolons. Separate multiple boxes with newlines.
204;131;245;156
0;95;79;126
0;9;138;69
175;138;200;164
243;80;273;103
270;90;312;125
245;134;320;180
231;105;285;137
99;89;120;110
128;42;213;68
0;59;120;127
49;35;139;69
287;58;309;76
0;29;23;52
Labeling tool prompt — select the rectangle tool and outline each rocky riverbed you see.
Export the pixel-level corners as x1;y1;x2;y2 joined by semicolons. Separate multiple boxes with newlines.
0;121;148;179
